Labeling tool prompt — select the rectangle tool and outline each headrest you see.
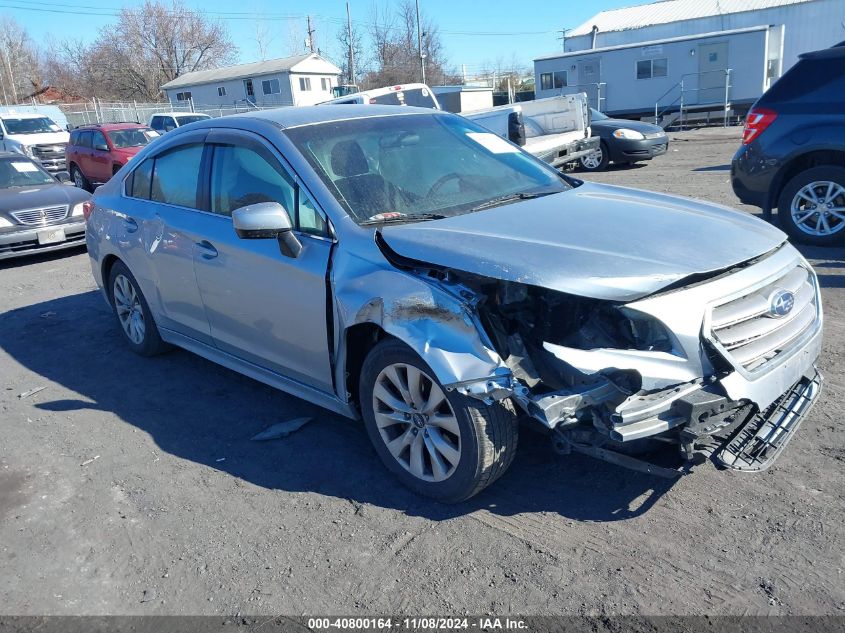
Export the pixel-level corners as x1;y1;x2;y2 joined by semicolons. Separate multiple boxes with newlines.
331;140;368;177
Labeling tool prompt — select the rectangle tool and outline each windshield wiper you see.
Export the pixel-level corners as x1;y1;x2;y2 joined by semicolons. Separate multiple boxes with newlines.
360;212;447;226
468;191;557;213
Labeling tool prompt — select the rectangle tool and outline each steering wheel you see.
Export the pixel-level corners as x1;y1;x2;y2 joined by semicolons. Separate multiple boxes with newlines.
427;173;484;198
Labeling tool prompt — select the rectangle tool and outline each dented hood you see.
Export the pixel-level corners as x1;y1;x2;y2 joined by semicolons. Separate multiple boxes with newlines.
380;182;786;301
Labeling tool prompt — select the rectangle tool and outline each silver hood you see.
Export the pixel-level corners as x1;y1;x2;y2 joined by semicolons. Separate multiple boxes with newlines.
380;182;786;301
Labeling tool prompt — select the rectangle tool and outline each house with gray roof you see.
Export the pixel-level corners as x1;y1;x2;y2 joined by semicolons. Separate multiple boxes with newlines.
160;53;342;108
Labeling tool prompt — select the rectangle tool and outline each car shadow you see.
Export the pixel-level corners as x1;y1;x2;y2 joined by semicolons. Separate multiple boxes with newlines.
0;245;87;270
1;290;679;523
692;164;731;172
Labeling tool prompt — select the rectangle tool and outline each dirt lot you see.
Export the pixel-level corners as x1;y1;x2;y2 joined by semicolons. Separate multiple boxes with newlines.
1;127;843;617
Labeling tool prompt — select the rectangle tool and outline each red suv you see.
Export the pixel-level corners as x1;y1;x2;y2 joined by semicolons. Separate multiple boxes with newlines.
66;123;159;191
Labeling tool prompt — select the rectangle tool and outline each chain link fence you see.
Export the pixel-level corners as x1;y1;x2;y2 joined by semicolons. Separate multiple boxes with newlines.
56;99;288;128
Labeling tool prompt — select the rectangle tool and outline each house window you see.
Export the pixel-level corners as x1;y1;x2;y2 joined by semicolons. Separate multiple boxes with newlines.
262;78;281;95
320;77;330;91
175;91;192;101
217;86;227;97
553;71;567;88
540;71;567;91
637;58;668;80
299;77;311;91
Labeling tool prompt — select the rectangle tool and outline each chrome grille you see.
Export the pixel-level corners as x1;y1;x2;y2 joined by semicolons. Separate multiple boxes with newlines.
32;143;67;160
710;265;819;372
10;205;68;226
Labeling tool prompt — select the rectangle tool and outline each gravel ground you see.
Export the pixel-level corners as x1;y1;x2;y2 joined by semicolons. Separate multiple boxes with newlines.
1;127;843;617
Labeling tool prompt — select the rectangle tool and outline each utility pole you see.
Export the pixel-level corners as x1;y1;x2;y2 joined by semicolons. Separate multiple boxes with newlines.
557;28;569;52
346;2;355;86
415;0;426;85
306;15;316;53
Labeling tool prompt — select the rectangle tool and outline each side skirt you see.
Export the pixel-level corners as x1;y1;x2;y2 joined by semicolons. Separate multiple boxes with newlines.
159;328;359;420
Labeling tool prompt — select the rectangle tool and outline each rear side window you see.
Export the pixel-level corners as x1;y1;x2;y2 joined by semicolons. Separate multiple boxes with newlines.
129;158;154;199
150;144;204;208
78;131;93;148
761;58;845;104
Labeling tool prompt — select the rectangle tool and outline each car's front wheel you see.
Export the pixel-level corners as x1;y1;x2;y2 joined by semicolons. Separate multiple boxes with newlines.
579;141;609;172
778;166;845;246
70;164;92;192
108;261;169;356
359;339;518;503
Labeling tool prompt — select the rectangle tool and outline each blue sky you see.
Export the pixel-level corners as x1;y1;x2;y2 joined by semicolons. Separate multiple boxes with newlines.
1;0;630;73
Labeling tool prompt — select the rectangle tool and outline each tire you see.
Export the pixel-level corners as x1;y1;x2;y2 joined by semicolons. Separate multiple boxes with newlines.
70;164;92;192
579;141;610;172
777;165;845;247
359;338;518;503
107;261;169;356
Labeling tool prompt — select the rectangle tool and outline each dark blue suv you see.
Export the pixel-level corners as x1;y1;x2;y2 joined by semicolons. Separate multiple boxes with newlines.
732;42;845;247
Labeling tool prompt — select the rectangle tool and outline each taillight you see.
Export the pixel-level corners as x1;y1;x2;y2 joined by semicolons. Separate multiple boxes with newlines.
82;200;95;220
742;107;777;145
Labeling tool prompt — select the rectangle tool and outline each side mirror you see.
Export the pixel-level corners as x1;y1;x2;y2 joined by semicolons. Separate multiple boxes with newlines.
232;201;301;258
95;143;109;152
55;171;71;184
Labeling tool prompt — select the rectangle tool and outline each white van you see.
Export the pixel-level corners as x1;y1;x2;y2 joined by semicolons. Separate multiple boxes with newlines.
321;83;441;109
0;112;70;173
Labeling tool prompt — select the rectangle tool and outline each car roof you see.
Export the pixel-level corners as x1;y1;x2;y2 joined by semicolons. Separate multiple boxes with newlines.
0;151;36;159
195;104;441;130
151;112;212;118
800;41;845;60
75;122;148;131
0;112;51;119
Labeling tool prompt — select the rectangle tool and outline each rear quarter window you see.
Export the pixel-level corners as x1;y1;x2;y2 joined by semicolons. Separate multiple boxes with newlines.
761;58;845;104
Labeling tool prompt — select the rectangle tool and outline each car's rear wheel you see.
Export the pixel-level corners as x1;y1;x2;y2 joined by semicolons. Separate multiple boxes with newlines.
778;166;845;246
108;261;169;356
359;339;518;503
70;165;92;192
579;141;609;172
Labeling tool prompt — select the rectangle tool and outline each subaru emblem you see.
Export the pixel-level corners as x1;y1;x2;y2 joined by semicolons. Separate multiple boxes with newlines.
769;289;795;318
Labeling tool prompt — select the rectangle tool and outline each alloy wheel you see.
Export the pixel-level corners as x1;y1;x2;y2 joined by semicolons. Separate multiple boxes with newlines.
113;273;146;345
371;363;461;482
580;147;603;170
790;180;845;237
73;168;85;189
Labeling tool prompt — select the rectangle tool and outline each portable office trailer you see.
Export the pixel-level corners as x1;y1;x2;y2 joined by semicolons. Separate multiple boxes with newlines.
535;26;780;118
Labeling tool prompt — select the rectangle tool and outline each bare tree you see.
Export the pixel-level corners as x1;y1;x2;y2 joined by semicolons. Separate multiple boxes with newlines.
45;0;236;101
362;1;457;89
0;16;43;104
253;18;275;61
333;15;366;86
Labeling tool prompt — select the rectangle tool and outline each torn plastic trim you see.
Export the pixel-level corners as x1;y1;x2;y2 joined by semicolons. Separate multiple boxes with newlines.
543;341;701;392
443;372;516;405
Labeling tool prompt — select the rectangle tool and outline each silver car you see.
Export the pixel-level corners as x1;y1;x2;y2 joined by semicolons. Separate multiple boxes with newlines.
86;106;823;502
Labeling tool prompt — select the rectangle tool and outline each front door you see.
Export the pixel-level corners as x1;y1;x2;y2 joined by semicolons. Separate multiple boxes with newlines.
191;131;334;392
698;41;729;104
89;130;112;182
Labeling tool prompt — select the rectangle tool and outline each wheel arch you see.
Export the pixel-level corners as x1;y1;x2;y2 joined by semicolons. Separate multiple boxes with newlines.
771;149;845;211
101;254;122;300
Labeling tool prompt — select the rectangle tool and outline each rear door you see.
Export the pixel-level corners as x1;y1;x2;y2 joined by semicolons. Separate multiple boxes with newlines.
120;130;213;343
75;131;94;179
190;128;334;391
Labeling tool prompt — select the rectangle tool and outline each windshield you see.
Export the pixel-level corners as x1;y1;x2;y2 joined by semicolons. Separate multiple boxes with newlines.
176;115;210;125
590;109;609;121
108;127;159;148
284;113;570;225
2;117;61;135
0;157;55;188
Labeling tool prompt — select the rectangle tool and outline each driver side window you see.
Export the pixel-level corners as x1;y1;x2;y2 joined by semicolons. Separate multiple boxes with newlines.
209;144;295;217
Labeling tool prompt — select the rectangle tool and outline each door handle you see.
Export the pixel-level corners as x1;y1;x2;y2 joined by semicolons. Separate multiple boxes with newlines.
123;216;138;233
196;240;218;259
